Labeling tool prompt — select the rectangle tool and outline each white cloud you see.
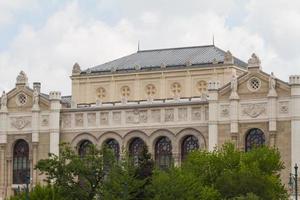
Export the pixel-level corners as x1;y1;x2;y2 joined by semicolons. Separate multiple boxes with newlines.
0;0;299;95
0;0;37;26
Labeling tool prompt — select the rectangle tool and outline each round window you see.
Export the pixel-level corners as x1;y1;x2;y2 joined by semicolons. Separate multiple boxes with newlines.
17;93;27;106
248;77;261;92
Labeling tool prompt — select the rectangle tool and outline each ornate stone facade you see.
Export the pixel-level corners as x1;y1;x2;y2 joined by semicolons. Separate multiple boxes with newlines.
0;45;298;199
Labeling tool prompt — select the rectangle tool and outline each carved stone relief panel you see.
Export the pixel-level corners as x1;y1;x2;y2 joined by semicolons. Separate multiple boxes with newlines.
279;101;289;114
165;109;174;122
62;114;71;128
100;112;109;125
241;103;267;118
178;108;187;121
205;106;209;121
41;115;49;127
192;107;201;121
220;104;230;118
126;110;139;124
75;113;84;127
87;113;96;127
10;116;31;130
113;111;121;125
151;109;161;123
139;110;148;123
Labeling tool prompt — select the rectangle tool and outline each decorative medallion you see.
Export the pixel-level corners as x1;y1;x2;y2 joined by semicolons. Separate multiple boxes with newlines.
11;117;30;130
242;103;266;118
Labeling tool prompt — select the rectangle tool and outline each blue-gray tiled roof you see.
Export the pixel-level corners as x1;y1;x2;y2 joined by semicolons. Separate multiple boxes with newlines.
83;45;247;74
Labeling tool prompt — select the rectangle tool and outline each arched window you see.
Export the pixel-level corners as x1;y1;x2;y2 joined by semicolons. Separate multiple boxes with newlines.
181;135;199;161
106;139;120;159
129;138;145;165
245;128;265;151
155;137;172;169
13;139;30;184
78;140;92;157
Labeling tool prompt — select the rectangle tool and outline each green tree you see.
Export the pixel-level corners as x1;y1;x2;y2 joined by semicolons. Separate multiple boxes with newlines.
147;168;220;200
36;143;115;200
182;143;288;199
8;185;64;200
102;154;146;200
134;145;154;199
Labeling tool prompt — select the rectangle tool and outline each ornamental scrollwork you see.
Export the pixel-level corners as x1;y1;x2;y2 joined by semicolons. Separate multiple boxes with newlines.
242;103;266;118
11;117;31;130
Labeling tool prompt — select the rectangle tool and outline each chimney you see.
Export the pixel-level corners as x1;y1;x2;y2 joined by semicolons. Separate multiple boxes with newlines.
33;82;41;93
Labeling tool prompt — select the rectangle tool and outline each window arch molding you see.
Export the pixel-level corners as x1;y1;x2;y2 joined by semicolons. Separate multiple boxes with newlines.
98;131;122;147
103;138;120;159
78;140;93;157
13;139;30;184
154;136;173;169
71;132;97;148
244;128;266;151
150;129;175;154
176;128;206;163
123;130;149;150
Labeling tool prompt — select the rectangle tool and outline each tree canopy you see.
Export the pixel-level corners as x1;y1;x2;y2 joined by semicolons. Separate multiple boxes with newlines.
21;142;288;200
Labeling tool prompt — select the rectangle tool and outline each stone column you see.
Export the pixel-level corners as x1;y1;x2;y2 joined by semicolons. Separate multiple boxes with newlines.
5;157;12;198
31;103;40;185
0;144;6;200
230;94;239;148
31;143;38;186
289;75;300;169
49;91;61;156
0;106;8;200
208;81;220;151
268;86;277;147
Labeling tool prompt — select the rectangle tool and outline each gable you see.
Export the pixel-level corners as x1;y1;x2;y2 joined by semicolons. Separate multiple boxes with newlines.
6;86;50;112
219;70;290;101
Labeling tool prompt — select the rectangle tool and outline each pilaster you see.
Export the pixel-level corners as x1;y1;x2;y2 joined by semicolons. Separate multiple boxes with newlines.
208;81;220;151
49;91;61;156
289;75;300;169
0;144;6;200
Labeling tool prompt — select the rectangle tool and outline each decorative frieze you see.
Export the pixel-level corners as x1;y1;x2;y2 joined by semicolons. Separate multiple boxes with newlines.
87;113;96;127
75;113;84;127
139;110;148;123
151;109;161;123
241;103;267;118
113;112;121;124
279;101;289;114
62;114;71;128
10;116;31;130
220;105;230;118
41;115;49;127
192;107;201;121
100;112;109;125
165;109;174;122
178;108;187;121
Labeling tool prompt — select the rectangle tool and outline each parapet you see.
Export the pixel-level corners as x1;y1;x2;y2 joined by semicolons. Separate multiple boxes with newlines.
289;75;300;85
49;91;61;100
208;81;220;91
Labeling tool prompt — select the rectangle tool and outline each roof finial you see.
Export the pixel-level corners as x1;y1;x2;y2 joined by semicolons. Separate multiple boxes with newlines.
212;34;215;46
137;40;140;52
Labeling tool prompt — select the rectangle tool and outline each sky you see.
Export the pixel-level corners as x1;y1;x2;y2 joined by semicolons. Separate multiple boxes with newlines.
0;0;300;95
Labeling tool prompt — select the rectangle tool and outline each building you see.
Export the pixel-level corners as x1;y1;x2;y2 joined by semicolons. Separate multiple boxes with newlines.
0;45;299;199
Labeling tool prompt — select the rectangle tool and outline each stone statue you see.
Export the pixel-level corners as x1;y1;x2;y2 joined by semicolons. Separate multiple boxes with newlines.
33;88;39;105
1;91;7;108
72;63;81;74
224;50;234;64
16;71;28;85
231;72;238;93
269;72;276;90
248;53;261;68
